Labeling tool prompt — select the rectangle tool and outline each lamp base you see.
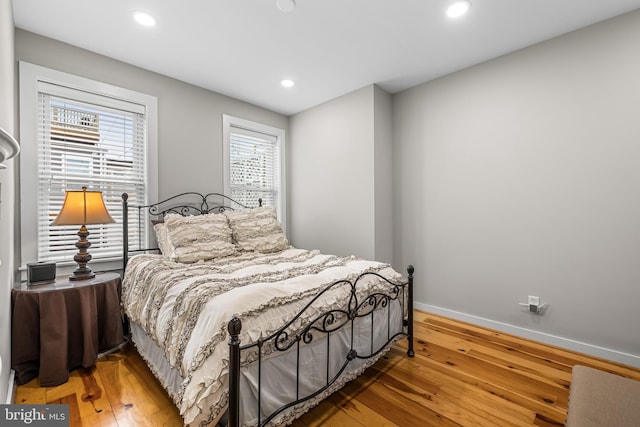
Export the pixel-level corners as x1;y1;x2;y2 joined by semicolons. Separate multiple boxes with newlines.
69;224;95;281
69;267;95;281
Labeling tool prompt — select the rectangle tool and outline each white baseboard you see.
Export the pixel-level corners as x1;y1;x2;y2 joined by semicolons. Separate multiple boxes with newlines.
415;302;640;369
5;369;15;404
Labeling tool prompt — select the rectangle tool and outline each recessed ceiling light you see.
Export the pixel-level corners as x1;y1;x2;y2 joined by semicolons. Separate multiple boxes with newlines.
281;79;295;88
446;0;471;18
276;0;296;13
133;11;157;27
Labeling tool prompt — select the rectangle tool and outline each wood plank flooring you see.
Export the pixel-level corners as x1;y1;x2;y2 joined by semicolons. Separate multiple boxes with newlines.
15;311;640;426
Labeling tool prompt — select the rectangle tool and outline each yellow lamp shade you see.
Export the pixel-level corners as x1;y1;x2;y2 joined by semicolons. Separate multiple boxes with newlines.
50;186;115;280
52;187;115;226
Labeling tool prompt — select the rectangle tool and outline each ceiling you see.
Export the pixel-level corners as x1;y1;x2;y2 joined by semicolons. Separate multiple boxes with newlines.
12;0;640;116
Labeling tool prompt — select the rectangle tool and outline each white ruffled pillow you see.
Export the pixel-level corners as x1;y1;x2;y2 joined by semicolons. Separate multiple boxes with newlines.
153;222;175;259
164;212;236;263
224;207;288;253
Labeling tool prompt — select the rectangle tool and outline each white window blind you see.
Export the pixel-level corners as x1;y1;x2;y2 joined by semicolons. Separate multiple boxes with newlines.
36;86;147;263
229;127;280;209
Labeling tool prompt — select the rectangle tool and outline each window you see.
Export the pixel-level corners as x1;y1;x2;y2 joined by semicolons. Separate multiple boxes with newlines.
20;62;157;269
223;115;286;225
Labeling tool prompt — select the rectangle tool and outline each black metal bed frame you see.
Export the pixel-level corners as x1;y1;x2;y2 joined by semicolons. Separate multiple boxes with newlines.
121;192;414;427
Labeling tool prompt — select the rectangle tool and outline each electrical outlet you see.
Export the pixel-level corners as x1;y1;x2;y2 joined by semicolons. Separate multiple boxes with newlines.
528;295;540;306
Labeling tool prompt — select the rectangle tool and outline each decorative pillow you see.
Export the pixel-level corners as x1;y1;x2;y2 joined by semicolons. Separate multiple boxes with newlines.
224;207;289;253
164;212;236;263
153;222;174;258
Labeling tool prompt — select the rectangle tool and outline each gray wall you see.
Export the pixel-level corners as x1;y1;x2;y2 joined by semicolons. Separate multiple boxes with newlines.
289;85;375;258
373;86;393;265
13;28;289;277
393;10;640;366
0;0;16;403
15;29;288;201
289;84;393;263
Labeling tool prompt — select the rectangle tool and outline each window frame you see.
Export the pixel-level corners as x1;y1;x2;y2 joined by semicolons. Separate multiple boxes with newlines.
222;114;286;231
19;61;158;275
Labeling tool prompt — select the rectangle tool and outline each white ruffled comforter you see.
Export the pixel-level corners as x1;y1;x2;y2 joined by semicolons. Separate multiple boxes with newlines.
122;247;403;426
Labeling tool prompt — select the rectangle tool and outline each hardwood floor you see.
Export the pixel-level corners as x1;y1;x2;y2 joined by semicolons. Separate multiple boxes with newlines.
15;311;640;426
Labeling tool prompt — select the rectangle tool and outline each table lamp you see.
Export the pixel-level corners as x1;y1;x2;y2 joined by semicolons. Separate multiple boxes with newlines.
51;186;115;280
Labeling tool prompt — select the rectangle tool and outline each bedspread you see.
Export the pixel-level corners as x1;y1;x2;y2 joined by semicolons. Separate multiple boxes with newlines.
122;247;403;426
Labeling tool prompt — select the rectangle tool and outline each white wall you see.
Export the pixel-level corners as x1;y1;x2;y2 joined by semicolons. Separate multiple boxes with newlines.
0;0;16;403
393;10;640;366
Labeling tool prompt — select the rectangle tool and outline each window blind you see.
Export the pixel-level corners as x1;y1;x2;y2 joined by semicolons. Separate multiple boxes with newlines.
229;127;280;209
36;88;147;263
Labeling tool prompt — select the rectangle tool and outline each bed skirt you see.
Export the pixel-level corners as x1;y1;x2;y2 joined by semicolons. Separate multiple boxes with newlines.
130;303;403;426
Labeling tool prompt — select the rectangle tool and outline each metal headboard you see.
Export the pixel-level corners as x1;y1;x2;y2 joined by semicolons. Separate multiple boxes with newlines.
121;191;262;271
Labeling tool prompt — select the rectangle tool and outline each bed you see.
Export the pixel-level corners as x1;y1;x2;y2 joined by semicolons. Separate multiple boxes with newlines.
121;192;414;426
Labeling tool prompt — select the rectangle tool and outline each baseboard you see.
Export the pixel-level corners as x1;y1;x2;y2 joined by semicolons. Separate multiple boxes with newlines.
415;302;640;369
5;369;15;404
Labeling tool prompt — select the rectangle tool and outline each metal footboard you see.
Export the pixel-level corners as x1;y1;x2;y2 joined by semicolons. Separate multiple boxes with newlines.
227;265;415;427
